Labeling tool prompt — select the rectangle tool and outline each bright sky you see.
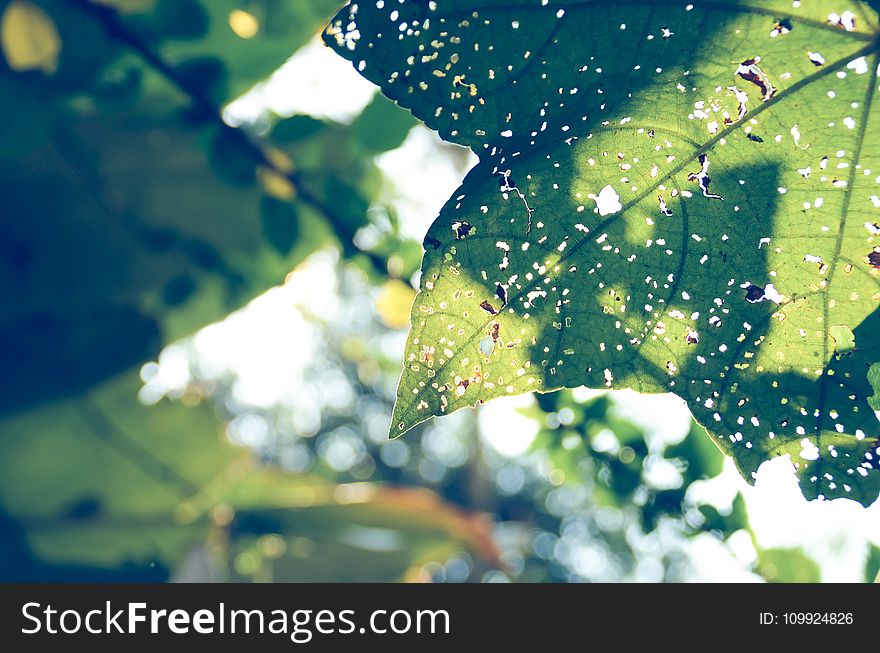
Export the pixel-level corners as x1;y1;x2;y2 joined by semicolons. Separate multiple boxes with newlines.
147;34;880;582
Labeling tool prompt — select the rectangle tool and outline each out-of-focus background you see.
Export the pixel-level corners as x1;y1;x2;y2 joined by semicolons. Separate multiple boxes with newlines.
0;0;878;583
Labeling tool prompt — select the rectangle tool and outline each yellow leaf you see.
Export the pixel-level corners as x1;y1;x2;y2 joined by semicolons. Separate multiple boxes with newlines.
257;166;296;201
228;9;259;39
265;147;295;173
375;280;416;330
0;1;61;74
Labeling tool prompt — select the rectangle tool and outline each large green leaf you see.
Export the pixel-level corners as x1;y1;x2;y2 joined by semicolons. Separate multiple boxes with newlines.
0;371;498;581
325;1;880;506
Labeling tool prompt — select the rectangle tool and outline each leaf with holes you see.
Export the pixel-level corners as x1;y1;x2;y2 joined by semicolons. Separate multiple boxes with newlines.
325;0;880;506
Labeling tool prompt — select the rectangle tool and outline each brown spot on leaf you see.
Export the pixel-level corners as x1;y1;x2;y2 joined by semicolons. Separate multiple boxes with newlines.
489;322;500;342
736;57;777;102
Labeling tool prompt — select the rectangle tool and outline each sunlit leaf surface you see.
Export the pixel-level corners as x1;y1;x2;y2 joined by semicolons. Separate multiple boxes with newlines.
326;0;880;505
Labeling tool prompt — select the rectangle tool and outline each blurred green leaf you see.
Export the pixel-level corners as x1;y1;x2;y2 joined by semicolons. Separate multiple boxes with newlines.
667;423;726;483
31;0;119;91
0;65;56;157
206;125;260;185
353;94;416;154
150;0;208;40
173;55;227;107
699;495;749;538
260;196;300;257
757;547;821;583
91;64;142;110
0;111;322;410
157;0;341;102
271;114;327;144
161;275;198;307
0;372;498;581
324;176;370;233
865;544;880;583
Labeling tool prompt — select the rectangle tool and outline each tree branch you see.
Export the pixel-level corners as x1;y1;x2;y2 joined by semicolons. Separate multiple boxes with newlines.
71;0;388;275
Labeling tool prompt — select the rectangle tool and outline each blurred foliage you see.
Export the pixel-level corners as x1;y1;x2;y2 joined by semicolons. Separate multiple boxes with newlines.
149;265;820;582
0;370;497;581
0;0;873;582
756;548;821;584
0;0;409;413
865;544;880;583
0;0;467;581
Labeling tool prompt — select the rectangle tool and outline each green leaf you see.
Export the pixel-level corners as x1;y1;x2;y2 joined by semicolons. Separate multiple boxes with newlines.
4;0;120;91
757;547;821;583
829;323;856;354
0;372;498;581
0;111;318;411
151;0;208;41
90;64;143;111
868;362;880;410
260;196;300;256
271;115;327;143
173;55;227;106
353;93;417;153
0;64;56;157
156;0;342;102
207;125;260;185
323;176;371;233
667;422;726;482
865;543;880;582
698;495;749;538
326;1;880;506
